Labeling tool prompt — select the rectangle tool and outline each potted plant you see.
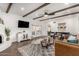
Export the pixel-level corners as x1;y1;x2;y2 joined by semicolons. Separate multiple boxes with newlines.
5;27;10;41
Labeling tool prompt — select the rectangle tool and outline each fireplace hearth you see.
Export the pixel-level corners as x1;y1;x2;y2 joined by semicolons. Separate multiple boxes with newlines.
0;35;2;44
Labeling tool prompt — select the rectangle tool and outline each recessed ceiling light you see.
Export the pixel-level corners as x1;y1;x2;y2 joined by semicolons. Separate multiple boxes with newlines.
64;3;69;5
21;7;25;11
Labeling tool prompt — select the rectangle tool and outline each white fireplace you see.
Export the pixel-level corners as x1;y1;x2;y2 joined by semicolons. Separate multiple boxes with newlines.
0;24;12;52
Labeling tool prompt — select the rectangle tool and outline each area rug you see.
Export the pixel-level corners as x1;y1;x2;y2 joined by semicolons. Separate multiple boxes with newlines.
18;43;54;56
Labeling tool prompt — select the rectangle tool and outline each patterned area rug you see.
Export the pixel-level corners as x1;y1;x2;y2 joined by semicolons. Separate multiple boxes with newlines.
18;43;54;56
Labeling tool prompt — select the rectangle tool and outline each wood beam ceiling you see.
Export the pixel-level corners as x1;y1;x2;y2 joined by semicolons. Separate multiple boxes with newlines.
23;3;50;17
40;11;79;21
40;4;79;21
50;4;79;14
6;3;12;13
34;4;79;20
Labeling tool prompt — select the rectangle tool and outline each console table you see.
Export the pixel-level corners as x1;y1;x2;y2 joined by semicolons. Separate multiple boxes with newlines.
17;32;28;42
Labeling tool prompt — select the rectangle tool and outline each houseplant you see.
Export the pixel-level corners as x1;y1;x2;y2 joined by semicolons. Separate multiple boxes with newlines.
5;27;10;41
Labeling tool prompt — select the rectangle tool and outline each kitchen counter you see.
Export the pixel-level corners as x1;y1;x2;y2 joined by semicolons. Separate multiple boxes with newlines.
56;39;79;46
55;40;79;56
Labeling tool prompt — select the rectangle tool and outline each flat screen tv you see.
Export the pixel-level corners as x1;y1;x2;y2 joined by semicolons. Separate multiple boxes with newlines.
18;20;29;28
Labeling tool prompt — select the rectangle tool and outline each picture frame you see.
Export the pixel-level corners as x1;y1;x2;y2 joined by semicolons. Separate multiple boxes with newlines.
58;23;66;32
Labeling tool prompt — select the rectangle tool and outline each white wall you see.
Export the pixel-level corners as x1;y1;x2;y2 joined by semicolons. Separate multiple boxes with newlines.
48;14;79;35
0;10;48;42
24;17;48;36
48;21;58;32
2;9;79;42
0;11;32;42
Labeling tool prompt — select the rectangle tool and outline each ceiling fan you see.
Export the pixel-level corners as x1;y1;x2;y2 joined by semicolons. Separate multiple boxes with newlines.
33;11;55;20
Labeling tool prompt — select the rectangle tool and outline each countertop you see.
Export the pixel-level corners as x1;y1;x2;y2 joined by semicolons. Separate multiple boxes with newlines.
55;39;79;47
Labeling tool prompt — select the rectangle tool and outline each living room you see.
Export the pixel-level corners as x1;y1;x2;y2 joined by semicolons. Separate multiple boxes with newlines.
0;3;54;56
0;3;79;56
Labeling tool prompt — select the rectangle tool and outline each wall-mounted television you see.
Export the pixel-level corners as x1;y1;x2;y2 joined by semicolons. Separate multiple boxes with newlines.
18;20;29;28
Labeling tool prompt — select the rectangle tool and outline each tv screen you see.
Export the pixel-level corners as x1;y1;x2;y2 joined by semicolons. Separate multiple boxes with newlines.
18;20;29;28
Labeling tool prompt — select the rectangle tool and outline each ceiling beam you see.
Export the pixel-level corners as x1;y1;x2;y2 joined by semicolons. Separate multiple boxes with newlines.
23;3;50;17
34;4;79;20
6;3;12;13
40;11;79;21
50;4;79;14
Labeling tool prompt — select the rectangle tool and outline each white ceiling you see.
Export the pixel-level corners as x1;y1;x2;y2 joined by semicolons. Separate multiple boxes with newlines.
0;3;79;20
9;3;43;16
23;3;78;20
0;3;9;12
